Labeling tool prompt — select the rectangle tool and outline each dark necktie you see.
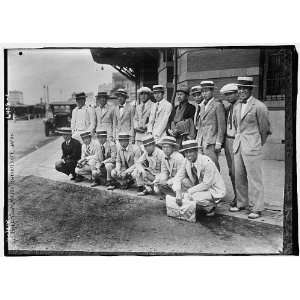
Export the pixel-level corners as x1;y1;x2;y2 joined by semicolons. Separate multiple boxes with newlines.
228;105;234;129
191;164;199;184
101;145;105;159
86;145;91;155
122;148;129;169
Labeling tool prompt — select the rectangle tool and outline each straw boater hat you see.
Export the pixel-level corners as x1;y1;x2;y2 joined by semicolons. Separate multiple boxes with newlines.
152;84;165;93
56;127;72;135
176;85;190;95
118;132;131;140
158;136;179;148
115;88;128;98
237;76;256;87
220;83;238;95
200;80;215;89
96;92;109;99
95;130;107;137
142;135;156;146
80;131;92;139
137;87;152;94
75;92;87;101
190;85;202;95
180;140;200;153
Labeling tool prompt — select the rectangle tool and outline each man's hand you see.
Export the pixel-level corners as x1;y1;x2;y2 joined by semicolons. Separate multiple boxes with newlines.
215;143;222;153
175;191;183;207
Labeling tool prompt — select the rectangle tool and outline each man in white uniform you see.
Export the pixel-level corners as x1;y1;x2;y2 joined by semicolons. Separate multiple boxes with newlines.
71;92;96;142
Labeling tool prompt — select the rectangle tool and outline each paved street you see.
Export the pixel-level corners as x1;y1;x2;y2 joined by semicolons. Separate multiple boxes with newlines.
7;119;58;161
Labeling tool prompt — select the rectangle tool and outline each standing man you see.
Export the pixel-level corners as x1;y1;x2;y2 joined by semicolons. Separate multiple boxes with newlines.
95;92;114;141
91;130;117;187
147;85;172;143
230;77;271;219
133;135;165;196
172;140;226;217
55;127;82;180
154;136;185;197
71;92;96;142
134;87;154;146
196;80;226;170
108;132;141;190
190;85;203;134
113;88;135;143
220;83;239;207
167;86;196;145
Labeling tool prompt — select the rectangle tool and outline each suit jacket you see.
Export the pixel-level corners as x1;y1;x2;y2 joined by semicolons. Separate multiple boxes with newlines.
232;96;271;155
94;141;117;168
71;105;96;133
95;104;114;138
147;98;172;141
133;100;154;142
196;98;226;148
115;143;141;171
113;102;135;139
168;102;196;138
61;138;81;162
159;151;185;182
173;155;226;199
81;139;99;161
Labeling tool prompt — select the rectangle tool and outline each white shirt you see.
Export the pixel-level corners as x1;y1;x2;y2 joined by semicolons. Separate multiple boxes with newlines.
204;97;214;111
119;105;125;117
241;96;252;118
75;107;87;131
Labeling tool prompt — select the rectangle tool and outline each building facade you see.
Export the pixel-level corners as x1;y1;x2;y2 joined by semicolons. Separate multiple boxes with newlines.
8;90;24;105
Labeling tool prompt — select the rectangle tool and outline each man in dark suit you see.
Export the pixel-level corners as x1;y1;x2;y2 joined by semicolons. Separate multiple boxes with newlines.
196;80;226;170
55;127;82;180
167;86;196;145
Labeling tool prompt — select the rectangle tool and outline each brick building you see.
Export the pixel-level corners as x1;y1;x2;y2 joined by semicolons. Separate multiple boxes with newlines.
91;47;295;160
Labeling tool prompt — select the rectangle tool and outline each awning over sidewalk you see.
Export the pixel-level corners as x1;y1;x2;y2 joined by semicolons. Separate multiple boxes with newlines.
90;48;159;81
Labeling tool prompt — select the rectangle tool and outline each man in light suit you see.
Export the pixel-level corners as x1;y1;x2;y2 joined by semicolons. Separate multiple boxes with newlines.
108;132;141;190
113;88;135;143
220;83;239;207
230;77;271;219
190;85;203;134
172;140;226;217
134;87;154;146
71;92;96;143
147;85;172;143
196;80;226;170
95;92;114;141
153;136;185;197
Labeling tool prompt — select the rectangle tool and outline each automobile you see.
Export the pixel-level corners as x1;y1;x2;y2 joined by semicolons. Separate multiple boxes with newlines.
43;101;77;136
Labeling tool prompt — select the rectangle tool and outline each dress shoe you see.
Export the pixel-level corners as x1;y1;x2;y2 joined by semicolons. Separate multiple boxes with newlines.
70;175;76;181
206;207;216;217
107;185;116;190
75;175;84;182
248;212;261;219
137;186;144;193
137;189;149;196
90;182;99;187
229;206;245;212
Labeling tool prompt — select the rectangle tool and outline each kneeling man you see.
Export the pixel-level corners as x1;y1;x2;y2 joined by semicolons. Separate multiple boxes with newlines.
133;135;165;196
153;136;185;197
55;127;82;180
172;140;226;216
75;131;99;182
108;132;141;190
91;130;117;187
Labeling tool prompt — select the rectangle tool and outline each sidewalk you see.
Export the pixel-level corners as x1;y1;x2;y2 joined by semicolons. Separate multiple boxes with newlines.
13;137;284;227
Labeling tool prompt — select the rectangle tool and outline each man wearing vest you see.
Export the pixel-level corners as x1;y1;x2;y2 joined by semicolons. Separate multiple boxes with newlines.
133;135;165;196
91;130;117;187
220;83;239;207
172;140;226;217
112;88;135;143
153;136;185;197
95;92;114;141
55;127;82;180
196;80;226;170
74;131;99;182
147;84;173;143
134;87;154;147
71;92;96;143
230;77;271;219
108;132;141;190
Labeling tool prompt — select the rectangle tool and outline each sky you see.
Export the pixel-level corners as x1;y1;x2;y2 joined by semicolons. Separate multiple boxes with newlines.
7;49;114;104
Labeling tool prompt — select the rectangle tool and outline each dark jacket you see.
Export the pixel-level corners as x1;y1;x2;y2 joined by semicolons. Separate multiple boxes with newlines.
61;138;82;162
168;102;195;131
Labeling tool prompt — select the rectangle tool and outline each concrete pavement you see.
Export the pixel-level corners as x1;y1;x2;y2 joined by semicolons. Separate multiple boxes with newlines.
13;137;284;227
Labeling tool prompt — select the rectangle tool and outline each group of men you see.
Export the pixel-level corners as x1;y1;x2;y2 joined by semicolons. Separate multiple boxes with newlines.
55;76;271;219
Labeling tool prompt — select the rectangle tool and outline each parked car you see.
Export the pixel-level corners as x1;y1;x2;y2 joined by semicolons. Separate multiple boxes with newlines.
43;101;77;136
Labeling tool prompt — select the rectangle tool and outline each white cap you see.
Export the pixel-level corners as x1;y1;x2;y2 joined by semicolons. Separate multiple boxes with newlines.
220;83;238;94
137;87;152;94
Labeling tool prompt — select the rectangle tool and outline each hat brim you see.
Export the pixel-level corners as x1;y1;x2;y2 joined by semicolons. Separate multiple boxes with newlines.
158;141;179;148
115;92;128;98
143;141;156;146
237;84;256;87
179;146;200;153
56;130;72;135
